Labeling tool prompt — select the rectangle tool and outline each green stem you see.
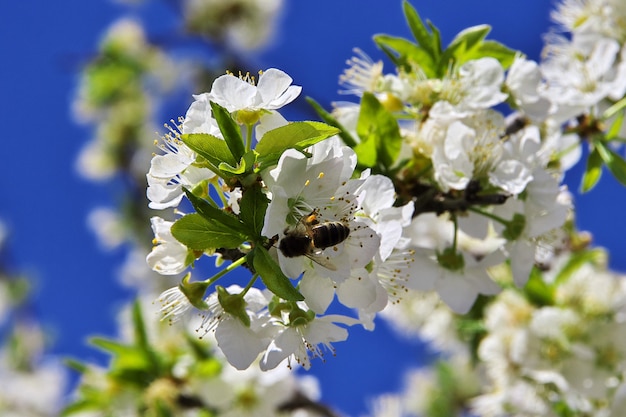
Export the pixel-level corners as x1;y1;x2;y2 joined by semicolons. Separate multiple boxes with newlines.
468;206;510;226
451;213;458;252
245;123;254;152
209;176;229;207
206;254;248;286
602;96;626;120
241;273;259;296
195;159;225;181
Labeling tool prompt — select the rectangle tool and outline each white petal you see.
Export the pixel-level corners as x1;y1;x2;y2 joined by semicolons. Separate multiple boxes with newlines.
299;273;335;314
436;273;479;314
489;159;532;195
215;317;267;370
405;251;440;291
146;177;184;210
149;153;192;179
257;68;302;108
304;318;349;345
336;270;378;309
146;244;187;275
208;75;258;112
277;251;307;279
260;328;300;371
256;111;288;143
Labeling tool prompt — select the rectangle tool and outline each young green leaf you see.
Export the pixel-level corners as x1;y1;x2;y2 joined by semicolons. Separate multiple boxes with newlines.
182;188;248;233
468;40;518;69
602;96;626;120
402;0;440;60
581;146;603;192
181;133;237;168
210;101;245;161
90;337;159;379
218;150;257;175
239;184;268;238
61;399;102;416
255;121;340;157
171;213;247;250
131;300;149;349
553;248;606;286
252;246;304;301
606;107;625;140
439;24;491;72
373;34;437;78
355;92;403;169
595;140;626;186
523;267;555;306
306;97;358;148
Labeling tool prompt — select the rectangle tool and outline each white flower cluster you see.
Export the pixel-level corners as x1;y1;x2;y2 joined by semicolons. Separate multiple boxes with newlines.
70;297;324;417
546;0;626;126
145;0;626;373
147;69;413;370
471;254;626;416
336;50;573;313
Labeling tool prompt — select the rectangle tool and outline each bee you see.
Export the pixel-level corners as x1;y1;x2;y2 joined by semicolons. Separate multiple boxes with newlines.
278;210;350;270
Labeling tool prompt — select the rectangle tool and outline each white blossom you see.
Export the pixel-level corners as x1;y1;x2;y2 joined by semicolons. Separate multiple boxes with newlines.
260;312;359;370
146;216;190;275
146;108;218;210
207;68;301;113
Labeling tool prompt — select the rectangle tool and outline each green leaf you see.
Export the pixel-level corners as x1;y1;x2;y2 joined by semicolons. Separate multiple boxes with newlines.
255;121;340;157
210;101;245;161
355;92;403;169
131;300;149;349
218;150;257;175
402;0;440;60
252;246;304;301
595;140;626;186
171;213;247;250
63;358;88;374
449;24;491;53
374;39;406;70
427;20;442;57
239;184;268;238
183;188;248;233
181;133;237;168
469;40;518;69
90;337;135;357
61;399;101;416
553;248;607;286
606;106;625;140
373;34;437;78
439;24;491;72
523;267;555;306
90;337;158;379
581;146;603;192
306;97;358;148
602;96;626;120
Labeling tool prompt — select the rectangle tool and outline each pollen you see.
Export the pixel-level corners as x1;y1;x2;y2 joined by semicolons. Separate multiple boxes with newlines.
318;172;325;179
304;179;310;187
226;70;257;85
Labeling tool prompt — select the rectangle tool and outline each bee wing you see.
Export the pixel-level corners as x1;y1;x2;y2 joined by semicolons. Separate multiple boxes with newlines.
305;252;337;271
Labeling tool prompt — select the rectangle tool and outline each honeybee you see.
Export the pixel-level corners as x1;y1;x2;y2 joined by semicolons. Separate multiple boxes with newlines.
278;210;350;270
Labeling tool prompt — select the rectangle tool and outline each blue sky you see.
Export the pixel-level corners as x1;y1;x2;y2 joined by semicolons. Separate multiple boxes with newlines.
1;1;626;415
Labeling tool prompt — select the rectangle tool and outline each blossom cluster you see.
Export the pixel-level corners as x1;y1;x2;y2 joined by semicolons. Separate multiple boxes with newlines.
145;0;626;374
146;68;416;370
61;0;626;415
333;42;575;312
367;244;626;417
67;298;324;417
